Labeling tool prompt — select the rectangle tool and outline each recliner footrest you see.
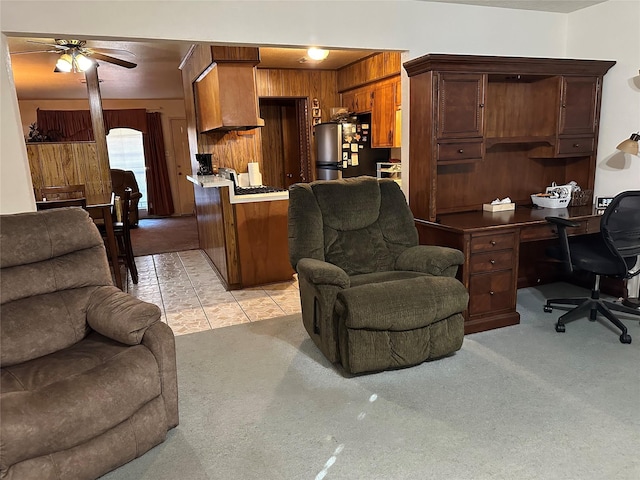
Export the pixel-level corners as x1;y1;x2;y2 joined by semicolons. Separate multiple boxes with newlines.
335;276;468;374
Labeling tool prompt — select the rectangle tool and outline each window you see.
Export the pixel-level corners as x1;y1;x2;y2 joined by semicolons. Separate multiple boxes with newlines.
106;128;147;209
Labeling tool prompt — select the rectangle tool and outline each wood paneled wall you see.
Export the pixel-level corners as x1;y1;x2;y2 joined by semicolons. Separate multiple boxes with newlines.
27;142;110;205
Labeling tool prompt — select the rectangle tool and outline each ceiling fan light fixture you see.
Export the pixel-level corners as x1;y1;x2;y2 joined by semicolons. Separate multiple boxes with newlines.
75;53;94;72
55;54;73;72
307;48;329;61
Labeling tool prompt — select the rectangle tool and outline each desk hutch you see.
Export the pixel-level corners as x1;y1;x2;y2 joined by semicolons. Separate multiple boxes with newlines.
404;54;616;334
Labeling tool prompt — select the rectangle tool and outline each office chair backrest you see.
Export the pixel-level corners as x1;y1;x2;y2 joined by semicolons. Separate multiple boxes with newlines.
600;190;640;278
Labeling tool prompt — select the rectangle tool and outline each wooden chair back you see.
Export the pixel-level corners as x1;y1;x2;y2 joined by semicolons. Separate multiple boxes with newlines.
38;185;86;202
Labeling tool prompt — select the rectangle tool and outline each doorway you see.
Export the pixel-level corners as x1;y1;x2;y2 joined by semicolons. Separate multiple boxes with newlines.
259;98;311;189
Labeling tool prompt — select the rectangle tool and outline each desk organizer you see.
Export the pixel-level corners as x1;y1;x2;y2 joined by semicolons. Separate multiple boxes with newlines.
531;194;570;209
483;202;516;212
570;189;593;207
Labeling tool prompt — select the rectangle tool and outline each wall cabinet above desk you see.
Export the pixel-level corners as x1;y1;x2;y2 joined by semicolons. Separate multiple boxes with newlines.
404;54;615;222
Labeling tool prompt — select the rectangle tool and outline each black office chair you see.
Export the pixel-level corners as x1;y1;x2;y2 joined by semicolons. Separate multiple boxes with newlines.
543;190;640;343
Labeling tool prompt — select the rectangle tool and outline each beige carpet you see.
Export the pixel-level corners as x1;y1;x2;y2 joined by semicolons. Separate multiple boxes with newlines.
102;283;639;480
130;216;199;256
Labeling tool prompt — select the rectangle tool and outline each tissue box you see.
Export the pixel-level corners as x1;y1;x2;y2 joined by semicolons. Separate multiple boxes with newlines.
483;202;515;212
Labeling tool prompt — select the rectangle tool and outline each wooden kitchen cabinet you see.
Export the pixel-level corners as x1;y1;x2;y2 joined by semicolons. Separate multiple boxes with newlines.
371;81;396;148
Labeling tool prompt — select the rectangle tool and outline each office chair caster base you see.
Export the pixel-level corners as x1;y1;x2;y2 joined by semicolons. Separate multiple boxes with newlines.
544;305;553;313
620;333;632;344
555;323;566;333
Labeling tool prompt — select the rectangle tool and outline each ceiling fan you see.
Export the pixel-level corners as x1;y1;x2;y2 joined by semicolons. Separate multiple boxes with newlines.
12;39;137;72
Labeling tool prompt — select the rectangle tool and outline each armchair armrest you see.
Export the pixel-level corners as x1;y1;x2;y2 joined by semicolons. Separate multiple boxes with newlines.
87;286;162;345
130;191;143;201
395;245;465;277
297;258;350;288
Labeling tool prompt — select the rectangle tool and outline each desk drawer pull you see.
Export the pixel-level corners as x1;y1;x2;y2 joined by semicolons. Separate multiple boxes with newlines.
490;240;496;246
573;143;580;148
490;291;495;295
490;259;496;264
458;149;464;153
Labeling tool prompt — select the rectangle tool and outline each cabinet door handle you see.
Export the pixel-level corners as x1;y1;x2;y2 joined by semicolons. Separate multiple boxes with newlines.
562;104;567;108
458;149;464;153
479;103;485;108
489;291;495;295
490;259;496;265
490;240;496;246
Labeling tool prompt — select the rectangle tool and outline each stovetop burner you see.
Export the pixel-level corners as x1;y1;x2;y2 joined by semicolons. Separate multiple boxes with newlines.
234;186;287;195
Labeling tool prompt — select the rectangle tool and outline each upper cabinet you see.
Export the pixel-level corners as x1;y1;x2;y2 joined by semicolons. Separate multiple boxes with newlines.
436;73;486;139
404;54;615;221
338;52;402;148
558;76;600;136
190;46;265;132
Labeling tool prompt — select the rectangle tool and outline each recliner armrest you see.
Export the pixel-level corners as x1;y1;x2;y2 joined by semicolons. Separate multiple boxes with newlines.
130;192;143;201
395;245;465;277
297;258;350;288
87;286;162;345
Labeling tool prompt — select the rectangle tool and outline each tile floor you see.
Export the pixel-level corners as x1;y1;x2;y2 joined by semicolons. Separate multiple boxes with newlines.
126;250;301;336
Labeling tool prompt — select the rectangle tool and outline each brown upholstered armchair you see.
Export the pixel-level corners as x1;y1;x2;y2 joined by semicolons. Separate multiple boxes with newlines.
0;208;178;479
110;168;143;226
288;177;469;375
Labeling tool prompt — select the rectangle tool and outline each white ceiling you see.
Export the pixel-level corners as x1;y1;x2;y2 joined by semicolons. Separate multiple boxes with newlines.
7;1;608;100
424;0;607;13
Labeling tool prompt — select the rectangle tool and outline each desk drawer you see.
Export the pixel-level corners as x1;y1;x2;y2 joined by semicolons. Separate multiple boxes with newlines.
437;141;483;163
469;270;514;315
520;223;587;242
470;250;514;274
557;136;595;155
470;231;516;253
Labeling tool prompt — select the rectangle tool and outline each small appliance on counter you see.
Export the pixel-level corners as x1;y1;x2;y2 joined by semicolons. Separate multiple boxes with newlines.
195;153;213;175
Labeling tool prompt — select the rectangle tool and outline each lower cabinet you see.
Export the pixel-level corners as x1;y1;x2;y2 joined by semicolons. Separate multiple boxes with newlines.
465;230;520;333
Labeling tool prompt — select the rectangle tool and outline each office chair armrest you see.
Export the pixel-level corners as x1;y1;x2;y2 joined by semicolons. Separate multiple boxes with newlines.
296;258;350;289
545;216;581;273
545;216;581;229
395;245;465;277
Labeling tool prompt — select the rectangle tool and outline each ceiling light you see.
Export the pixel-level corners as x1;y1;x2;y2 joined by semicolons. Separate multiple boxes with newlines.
75;53;93;72
307;48;329;61
55;51;94;73
617;132;640;156
55;54;73;72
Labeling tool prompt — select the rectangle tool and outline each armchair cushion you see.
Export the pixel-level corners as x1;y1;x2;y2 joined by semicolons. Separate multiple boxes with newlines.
87;286;161;345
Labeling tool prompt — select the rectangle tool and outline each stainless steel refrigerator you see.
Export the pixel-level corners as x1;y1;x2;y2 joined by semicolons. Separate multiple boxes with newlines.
314;114;390;181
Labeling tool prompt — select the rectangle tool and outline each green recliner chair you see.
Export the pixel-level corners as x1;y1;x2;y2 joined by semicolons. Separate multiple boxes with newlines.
288;176;469;375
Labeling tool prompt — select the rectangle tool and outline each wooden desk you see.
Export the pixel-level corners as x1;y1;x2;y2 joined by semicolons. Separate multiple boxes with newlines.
36;200;122;290
415;205;601;334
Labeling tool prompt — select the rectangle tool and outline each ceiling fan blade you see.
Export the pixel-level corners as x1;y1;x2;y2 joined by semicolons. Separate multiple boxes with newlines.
90;52;137;69
26;40;69;50
90;47;136;57
10;49;60;55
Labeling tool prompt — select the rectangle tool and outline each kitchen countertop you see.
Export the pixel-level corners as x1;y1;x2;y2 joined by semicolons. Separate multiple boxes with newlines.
186;175;289;204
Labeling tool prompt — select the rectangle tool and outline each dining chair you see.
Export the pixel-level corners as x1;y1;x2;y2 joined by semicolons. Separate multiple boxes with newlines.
97;188;139;284
38;184;86;201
